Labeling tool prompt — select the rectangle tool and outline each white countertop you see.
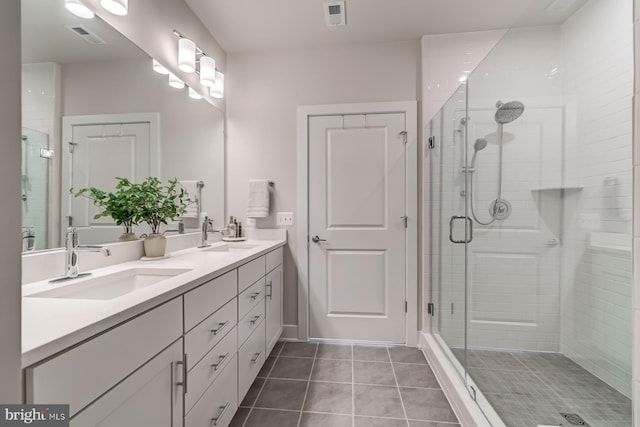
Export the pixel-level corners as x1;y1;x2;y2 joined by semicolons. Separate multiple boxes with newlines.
22;238;286;367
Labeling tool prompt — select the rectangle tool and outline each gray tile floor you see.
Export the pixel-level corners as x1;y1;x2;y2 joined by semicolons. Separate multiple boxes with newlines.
230;341;460;427
452;348;632;427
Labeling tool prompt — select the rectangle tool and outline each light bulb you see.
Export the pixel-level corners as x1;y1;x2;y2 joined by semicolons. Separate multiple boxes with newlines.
178;38;196;73
100;0;128;16
188;87;203;100
168;73;184;89
199;56;216;88
152;59;169;75
210;72;224;99
65;0;95;19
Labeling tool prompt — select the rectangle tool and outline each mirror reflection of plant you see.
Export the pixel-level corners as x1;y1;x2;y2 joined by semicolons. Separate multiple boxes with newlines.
72;177;142;235
138;177;195;234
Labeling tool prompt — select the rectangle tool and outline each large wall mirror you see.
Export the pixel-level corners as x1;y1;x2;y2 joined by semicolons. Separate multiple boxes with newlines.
21;0;225;251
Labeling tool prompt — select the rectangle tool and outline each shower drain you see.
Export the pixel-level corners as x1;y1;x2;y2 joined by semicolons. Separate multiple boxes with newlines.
560;413;590;426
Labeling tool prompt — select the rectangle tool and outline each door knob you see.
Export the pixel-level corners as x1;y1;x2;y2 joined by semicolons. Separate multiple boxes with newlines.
311;235;326;243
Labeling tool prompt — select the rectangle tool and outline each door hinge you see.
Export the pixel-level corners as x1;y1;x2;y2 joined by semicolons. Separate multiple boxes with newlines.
451;303;454;315
405;301;408;313
399;130;407;144
401;216;408;228
470;386;477;402
68;142;78;153
427;302;435;316
428;136;436;149
67;216;73;227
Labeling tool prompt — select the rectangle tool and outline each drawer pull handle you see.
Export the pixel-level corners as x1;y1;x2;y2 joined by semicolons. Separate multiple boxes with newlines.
250;314;262;325
210;352;230;371
211;321;229;335
251;351;262;364
176;353;188;394
266;281;273;299
250;291;262;300
211;402;230;426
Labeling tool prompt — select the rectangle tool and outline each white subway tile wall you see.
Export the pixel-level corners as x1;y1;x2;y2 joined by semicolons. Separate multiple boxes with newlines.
561;0;634;398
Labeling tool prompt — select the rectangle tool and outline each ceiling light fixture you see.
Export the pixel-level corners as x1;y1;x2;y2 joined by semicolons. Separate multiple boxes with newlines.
210;71;224;99
65;0;95;19
188;87;203;100
100;0;128;16
178;38;196;73
168;73;185;89
199;56;216;87
152;59;170;75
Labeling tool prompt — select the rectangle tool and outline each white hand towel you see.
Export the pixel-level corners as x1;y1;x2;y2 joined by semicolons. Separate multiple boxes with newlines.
179;180;200;218
247;179;270;218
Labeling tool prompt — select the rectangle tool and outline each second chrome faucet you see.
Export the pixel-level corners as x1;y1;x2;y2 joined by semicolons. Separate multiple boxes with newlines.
50;228;111;283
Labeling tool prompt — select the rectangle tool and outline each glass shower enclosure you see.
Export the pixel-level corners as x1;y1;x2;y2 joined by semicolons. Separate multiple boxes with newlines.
429;0;633;425
21;127;51;251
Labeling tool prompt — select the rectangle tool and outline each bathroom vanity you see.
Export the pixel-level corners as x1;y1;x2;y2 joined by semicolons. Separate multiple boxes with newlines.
21;237;285;427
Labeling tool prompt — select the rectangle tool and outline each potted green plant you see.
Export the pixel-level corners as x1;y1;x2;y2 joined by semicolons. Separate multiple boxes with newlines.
138;177;194;257
72;177;142;241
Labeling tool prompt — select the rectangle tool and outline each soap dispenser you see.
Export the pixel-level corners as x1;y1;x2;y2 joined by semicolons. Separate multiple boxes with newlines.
227;216;236;238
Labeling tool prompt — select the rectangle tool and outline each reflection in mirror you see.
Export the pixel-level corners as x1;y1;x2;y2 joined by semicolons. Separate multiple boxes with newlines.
21;0;224;250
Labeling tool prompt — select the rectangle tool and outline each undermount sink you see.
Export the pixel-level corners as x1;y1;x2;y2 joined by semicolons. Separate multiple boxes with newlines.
204;243;259;252
27;268;193;300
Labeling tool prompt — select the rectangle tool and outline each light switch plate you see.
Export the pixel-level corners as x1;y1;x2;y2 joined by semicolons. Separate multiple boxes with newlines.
277;212;294;226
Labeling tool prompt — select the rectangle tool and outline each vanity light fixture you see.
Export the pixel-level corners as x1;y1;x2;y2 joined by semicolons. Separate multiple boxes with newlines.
210;71;224;99
65;0;95;19
152;59;170;75
178;38;197;73
188;87;203;100
100;0;128;16
200;56;216;87
168;73;185;89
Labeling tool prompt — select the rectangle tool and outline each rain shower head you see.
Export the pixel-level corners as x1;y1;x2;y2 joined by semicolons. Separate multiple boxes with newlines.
495;100;525;124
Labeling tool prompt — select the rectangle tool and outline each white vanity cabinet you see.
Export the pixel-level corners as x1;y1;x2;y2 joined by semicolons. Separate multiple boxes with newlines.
265;247;283;354
25;298;183;422
24;243;286;427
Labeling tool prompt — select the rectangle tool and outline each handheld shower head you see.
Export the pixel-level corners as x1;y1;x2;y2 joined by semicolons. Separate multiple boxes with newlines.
469;138;487;169
495;100;525;124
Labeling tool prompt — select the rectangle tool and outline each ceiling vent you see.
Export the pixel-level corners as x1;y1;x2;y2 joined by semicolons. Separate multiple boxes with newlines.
66;25;106;45
324;1;346;27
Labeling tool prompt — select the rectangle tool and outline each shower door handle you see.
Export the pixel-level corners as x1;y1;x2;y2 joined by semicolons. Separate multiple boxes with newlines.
449;216;473;244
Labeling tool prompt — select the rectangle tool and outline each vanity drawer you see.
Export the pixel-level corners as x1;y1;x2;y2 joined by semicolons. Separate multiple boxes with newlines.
238;256;265;292
238;277;265;320
185;355;238;427
184;269;237;332
266;246;283;273
238;298;265;347
238;320;266;402
26;298;182;416
185;325;238;413
185;297;237;370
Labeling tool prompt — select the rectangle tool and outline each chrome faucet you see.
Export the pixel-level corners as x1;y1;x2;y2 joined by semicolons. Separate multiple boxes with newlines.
198;216;213;248
50;228;111;282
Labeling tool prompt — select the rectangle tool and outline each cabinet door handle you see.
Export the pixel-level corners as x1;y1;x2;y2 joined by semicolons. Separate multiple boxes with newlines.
211;321;229;335
176;353;188;394
251;351;262;364
250;291;262;301
211;402;230;426
210;352;230;371
266;281;273;299
250;314;262;325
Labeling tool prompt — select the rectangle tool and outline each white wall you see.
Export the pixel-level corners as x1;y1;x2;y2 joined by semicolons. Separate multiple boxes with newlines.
560;0;634;397
226;41;420;328
61;58;225;230
0;0;24;403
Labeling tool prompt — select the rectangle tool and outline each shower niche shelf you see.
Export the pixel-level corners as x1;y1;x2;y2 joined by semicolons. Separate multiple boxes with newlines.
530;185;584;192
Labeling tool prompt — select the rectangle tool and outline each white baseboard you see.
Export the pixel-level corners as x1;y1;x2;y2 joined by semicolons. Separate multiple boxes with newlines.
280;324;300;341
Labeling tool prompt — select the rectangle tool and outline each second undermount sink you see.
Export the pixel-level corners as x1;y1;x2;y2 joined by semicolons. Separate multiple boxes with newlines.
204;243;259;252
27;268;193;300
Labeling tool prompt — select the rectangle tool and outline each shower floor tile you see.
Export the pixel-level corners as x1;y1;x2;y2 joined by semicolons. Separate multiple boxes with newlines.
230;341;461;427
463;349;632;427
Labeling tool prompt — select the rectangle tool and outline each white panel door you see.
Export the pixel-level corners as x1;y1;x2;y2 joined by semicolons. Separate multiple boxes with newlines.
67;122;151;244
309;113;406;342
465;107;563;351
